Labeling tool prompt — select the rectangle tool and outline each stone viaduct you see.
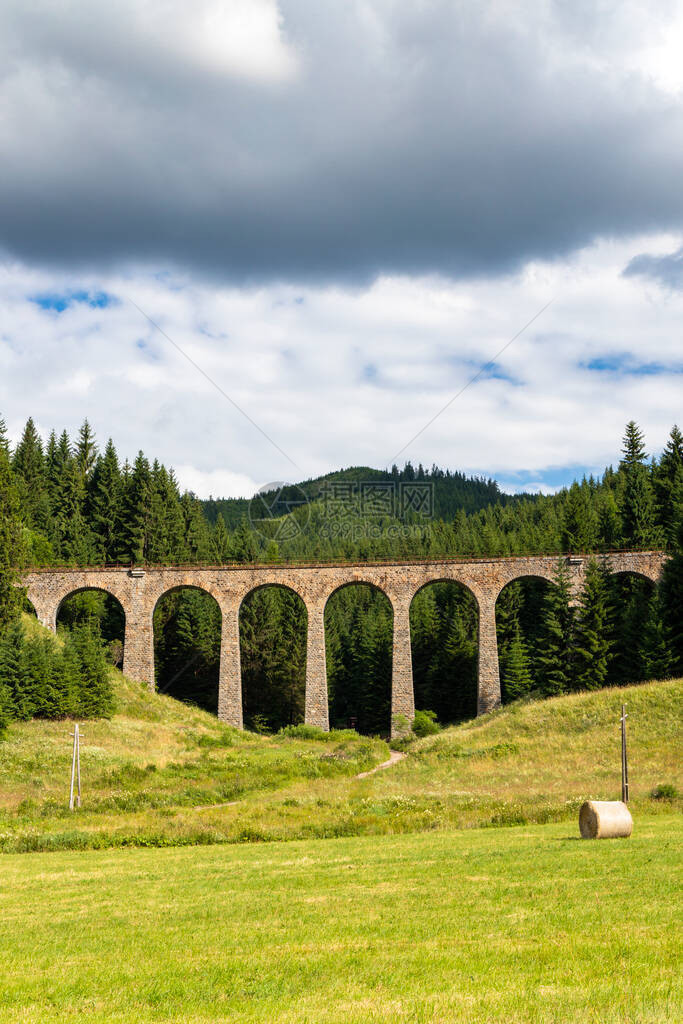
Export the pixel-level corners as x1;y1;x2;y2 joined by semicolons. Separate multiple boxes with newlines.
21;551;667;735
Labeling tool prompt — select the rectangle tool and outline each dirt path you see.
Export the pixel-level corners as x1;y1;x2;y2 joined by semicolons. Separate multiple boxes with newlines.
355;749;406;779
191;751;406;811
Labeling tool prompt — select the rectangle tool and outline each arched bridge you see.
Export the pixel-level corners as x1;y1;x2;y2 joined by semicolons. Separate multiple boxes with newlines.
21;551;667;735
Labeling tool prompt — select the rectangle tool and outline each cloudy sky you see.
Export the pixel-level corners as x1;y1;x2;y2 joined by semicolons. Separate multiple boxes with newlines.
1;0;682;497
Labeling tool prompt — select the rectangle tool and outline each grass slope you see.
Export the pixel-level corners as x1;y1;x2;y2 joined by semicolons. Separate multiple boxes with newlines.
0;818;680;1023
0;615;680;852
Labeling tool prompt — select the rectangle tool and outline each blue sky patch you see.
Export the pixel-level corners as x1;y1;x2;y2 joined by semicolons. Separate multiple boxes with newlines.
582;354;682;375
496;464;601;493
30;289;114;313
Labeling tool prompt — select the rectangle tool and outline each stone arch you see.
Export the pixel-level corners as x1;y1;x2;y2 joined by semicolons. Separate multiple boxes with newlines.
608;567;659;587
153;585;223;714
238;583;308;732
323;578;393;614
56;585;126;625
240;580;308;614
324;580;394;734
55;587;127;668
495;568;557;605
409;577;480;724
153;581;225;614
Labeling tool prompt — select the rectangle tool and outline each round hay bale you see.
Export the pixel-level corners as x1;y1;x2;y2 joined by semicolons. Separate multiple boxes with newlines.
579;800;633;839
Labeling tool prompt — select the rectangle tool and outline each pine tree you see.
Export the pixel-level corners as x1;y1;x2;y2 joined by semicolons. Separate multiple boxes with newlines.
561;481;599;552
620;421;648;468
537;559;575;696
120;452;152;563
597;489;621;549
89;439;122;562
75;419;98;482
640;592;673;680
0;446;24;627
574;559;610;691
607;574;652;685
660;499;683;675
0;415;10;455
212;513;230;563
181;493;211;562
12;418;47;529
57;458;93;564
618;422;660;548
68;624;114;717
232;516;258;563
654;425;683;545
502;627;532;700
0;622;24;719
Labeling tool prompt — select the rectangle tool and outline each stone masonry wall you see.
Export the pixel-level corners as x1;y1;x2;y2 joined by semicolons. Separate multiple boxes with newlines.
21;551;667;736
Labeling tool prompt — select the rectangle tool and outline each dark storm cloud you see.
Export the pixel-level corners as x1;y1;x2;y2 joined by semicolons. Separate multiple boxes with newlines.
1;1;683;282
623;248;683;289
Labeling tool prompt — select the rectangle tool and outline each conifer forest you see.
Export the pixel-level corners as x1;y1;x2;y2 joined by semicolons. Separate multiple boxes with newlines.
0;414;681;735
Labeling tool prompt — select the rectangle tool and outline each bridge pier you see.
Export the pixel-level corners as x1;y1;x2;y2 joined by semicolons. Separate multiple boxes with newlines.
218;605;242;729
391;596;415;736
122;613;155;692
477;594;502;715
304;603;329;730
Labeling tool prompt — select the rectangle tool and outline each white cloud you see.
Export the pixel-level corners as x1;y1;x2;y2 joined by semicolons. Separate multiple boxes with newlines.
0;234;681;495
173;465;259;500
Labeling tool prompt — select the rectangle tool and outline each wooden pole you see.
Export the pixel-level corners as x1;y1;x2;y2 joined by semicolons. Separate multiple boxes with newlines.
76;724;81;809
621;705;629;804
69;724;81;810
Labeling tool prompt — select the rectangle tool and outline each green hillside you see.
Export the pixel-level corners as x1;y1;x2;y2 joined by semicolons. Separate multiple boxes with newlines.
1;617;679;854
202;463;511;530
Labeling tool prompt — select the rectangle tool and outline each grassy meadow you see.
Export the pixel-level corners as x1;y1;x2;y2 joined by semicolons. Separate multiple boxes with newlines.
0;616;680;852
1;817;680;1023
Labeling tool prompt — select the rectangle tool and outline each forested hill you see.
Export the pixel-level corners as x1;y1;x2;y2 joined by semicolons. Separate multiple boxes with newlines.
1;415;681;567
203;464;511;530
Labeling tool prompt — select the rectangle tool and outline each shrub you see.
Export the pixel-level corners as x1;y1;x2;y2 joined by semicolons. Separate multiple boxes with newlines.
279;723;326;740
249;713;271;735
412;709;440;737
650;782;678;800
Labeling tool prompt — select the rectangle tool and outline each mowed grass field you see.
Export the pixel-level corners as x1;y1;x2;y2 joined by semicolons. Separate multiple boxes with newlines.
1;816;680;1023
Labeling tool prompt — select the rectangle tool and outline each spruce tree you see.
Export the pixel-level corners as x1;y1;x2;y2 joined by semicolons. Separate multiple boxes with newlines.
89;439;122;562
561;481;599;552
212;513;230;563
57;458;93;564
75;419;98;482
120;452;152;563
0;445;24;627
0;622;24;720
618;422;660;548
659;502;683;675
0;415;10;455
640;592;673;680
597;490;621;549
654;425;683;545
537;559;575;695
620;421;648;468
502;627;533;701
232;515;258;563
12;417;47;529
574;559;610;690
